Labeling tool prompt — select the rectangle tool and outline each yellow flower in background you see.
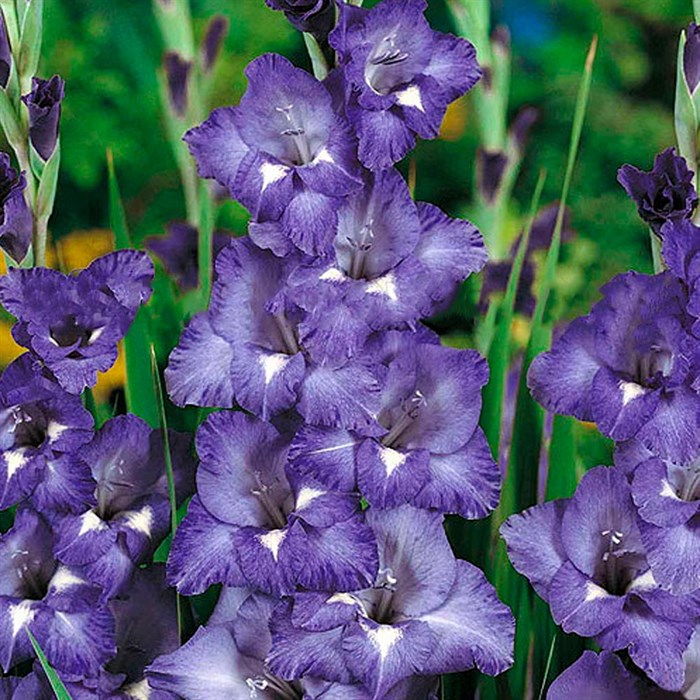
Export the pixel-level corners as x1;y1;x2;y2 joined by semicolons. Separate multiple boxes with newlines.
439;96;470;141
0;320;22;365
58;228;113;271
93;342;126;404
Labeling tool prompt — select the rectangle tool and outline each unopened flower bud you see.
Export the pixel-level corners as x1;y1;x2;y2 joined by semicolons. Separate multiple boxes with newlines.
21;75;65;162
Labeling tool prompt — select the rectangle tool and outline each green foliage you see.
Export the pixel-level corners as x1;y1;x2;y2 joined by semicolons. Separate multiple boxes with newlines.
28;630;73;700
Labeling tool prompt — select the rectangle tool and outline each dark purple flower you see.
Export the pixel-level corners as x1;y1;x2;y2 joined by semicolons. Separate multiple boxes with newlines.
0;507;115;677
166;411;378;597
165;237;383;431
267;506;513;696
328;0;481;170
618;149;698;237
201;15;229;73
0;250;154;393
661;219;700;333
265;0;336;38
0;153;32;264
685;23;700;95
0;353;93;513
528;271;700;461
163;52;192;118
547;651;667;700
52;414;194;599
0;12;11;90
283;168;487;333
21;76;65;162
145;221;232;291
184;53;362;256
289;331;500;518
476;149;508;203
502;466;700;690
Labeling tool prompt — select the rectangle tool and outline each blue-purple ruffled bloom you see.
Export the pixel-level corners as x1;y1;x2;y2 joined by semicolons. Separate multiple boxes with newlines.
328;0;481;170
265;0;337;38
53;414;194;599
528;270;700;462
0;353;93;513
0;250;154;393
502;466;700;690
167;411;378;598
185;53;362;256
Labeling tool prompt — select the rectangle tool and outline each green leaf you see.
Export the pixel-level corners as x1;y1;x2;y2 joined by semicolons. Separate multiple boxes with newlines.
34;139;60;218
152;0;195;59
27;629;73;700
150;344;183;643
481;170;546;456
695;0;700;26
107;151;160;427
546;415;578;501
0;86;23;148
303;33;329;81
675;30;698;180
536;630;557;700
197;179;214;306
649;228;664;274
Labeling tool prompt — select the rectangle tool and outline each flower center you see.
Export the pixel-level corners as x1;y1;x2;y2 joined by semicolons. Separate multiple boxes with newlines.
679;459;700;501
251;471;287;530
365;35;410;94
276;104;313;166
95;457;135;520
347;220;375;280
49;314;104;355
272;312;300;356
381;390;427;448
11;549;53;600
10;405;48;449
595;529;639;595
373;567;398;624
632;344;673;388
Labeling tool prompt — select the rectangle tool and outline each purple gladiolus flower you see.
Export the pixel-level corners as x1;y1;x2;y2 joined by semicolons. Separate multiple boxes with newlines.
0;507;115;677
145;221;231;291
0;153;32;264
328;0;481;170
184;53;362;256
502;466;700;690
265;0;337;38
547;650;672;700
289;331;500;518
661;219;700;333
52;414;194;599
165;237;383;430
528;270;700;461
167;411;378;597
267;506;513;698
0;353;93;513
21;76;65;162
0;250;154;394
147;585;439;699
618;148;698;237
283;168;487;332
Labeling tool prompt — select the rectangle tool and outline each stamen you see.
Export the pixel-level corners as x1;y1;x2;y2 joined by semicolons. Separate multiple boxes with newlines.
347;220;375;279
273;312;300;355
680;461;700;501
251;472;287;529
276;104;312;165
374;567;397;624
381;390;427;448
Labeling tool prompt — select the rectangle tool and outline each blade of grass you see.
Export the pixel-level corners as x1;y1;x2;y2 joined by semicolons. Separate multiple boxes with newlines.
546;414;578;501
537;633;557;700
481;169;546;455
107;151;160;427
28;629;73;699
198;179;214;307
150;344;182;643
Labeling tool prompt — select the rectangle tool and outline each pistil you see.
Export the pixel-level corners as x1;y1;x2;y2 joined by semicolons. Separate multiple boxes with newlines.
251;471;287;530
276;104;312;165
381;390;426;448
273;312;300;355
